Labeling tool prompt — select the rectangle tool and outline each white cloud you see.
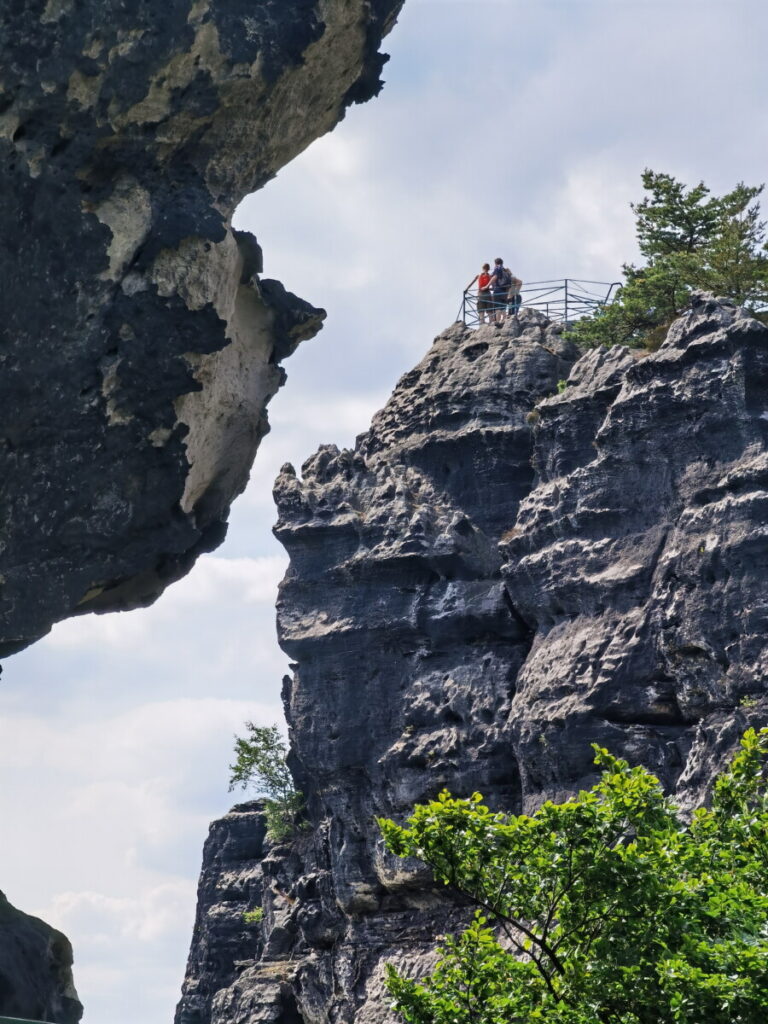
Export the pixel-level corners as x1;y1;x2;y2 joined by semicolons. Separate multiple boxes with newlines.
45;554;286;651
0;697;272;876
38;883;201;1023
0;697;274;1022
44;881;197;947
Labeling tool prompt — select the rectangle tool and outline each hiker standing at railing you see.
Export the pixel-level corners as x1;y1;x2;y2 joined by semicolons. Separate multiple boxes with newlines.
507;272;523;318
465;262;492;324
488;258;512;325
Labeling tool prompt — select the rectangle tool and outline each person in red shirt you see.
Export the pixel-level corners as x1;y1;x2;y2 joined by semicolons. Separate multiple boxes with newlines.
466;263;492;324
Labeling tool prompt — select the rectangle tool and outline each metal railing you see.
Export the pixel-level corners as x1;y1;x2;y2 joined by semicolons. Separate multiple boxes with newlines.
0;1018;52;1023
459;278;620;328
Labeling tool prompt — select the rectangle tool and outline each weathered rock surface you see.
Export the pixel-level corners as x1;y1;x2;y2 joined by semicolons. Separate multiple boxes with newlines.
180;296;768;1023
0;0;404;656
178;311;581;1022
0;890;82;1023
505;294;768;810
179;802;268;1024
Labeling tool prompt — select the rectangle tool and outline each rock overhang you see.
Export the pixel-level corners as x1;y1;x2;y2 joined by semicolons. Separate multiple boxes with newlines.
0;0;406;657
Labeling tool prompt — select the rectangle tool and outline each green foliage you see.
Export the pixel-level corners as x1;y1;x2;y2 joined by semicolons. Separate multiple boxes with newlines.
556;379;568;394
569;169;768;349
379;729;768;1024
229;723;305;842
242;907;264;925
264;790;306;842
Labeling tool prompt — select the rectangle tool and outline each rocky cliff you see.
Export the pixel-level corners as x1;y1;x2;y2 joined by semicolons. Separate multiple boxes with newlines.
0;0;404;657
0;890;82;1023
178;296;768;1023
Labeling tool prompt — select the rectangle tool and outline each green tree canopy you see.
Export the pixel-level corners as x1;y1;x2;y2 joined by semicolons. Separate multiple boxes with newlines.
379;728;768;1024
229;722;304;841
570;170;768;348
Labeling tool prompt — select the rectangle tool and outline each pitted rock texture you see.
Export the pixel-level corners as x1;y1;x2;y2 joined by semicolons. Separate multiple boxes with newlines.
179;802;269;1024
505;294;768;810
0;889;82;1023
181;297;768;1023
0;0;404;656
178;310;581;1023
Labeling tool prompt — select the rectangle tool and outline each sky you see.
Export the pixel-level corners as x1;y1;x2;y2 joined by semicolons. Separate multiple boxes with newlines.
3;1;768;1021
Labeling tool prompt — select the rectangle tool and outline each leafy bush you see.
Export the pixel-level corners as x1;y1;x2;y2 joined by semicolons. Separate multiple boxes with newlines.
242;908;264;925
229;723;305;842
379;728;768;1024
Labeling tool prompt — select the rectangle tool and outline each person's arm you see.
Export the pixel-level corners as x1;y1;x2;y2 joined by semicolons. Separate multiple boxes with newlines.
465;275;480;293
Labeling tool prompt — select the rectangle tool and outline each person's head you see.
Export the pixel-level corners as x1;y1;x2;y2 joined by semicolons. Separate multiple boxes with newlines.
482;263;490;271
495;257;503;265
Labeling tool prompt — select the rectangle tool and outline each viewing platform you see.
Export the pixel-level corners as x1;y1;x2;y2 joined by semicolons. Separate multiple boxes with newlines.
460;278;620;328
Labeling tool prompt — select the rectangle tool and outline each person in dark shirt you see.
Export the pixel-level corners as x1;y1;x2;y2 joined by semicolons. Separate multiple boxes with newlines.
488;258;511;324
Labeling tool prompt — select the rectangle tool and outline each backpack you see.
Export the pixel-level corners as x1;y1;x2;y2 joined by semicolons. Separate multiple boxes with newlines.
497;267;512;290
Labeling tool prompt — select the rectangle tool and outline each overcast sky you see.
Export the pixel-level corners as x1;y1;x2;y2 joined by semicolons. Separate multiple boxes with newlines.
3;1;768;1021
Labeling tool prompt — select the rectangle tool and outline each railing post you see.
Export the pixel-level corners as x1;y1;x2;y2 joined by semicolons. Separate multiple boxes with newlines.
564;278;569;326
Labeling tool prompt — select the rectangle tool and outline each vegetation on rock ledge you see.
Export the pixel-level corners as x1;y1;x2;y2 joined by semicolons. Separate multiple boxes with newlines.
569;170;768;349
380;728;768;1024
229;723;305;842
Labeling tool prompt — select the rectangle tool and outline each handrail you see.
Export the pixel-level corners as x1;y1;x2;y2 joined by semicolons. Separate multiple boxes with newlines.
0;1017;53;1023
460;277;620;328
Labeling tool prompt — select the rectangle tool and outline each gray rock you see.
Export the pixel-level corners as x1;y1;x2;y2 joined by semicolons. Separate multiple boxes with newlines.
0;890;82;1023
178;802;268;1024
506;292;768;809
181;297;768;1022
0;0;405;656
178;314;580;1022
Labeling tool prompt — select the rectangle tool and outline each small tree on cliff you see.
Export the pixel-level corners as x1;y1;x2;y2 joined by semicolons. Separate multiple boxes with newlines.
379;728;768;1024
570;170;768;348
229;723;304;842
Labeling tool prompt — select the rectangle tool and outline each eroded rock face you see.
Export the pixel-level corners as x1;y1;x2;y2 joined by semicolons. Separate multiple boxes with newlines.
179;802;268;1024
180;297;768;1023
178;311;581;1023
505;294;768;810
0;890;82;1023
0;0;404;655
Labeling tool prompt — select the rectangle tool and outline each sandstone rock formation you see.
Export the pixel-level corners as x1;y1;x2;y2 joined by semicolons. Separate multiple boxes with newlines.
178;801;268;1024
0;890;82;1023
179;297;768;1023
0;0;404;656
504;296;768;810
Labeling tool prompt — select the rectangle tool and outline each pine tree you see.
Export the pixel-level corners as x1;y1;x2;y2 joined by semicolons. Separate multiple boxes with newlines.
570;170;768;349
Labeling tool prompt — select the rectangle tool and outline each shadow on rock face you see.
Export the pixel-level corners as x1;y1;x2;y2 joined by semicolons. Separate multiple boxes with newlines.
0;0;405;658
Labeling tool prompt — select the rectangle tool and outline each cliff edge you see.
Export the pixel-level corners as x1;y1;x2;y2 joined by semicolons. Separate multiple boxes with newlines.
179;296;768;1023
0;0;404;656
0;890;82;1023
